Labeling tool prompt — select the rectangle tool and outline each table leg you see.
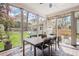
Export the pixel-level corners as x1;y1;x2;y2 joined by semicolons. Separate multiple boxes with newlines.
34;46;36;56
30;45;33;51
23;41;25;56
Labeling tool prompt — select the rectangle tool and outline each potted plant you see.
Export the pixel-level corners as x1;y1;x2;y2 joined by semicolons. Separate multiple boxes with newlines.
2;31;12;50
4;39;12;50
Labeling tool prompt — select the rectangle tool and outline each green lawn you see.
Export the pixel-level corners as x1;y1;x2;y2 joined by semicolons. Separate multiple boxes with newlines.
0;42;4;51
77;34;79;39
0;31;30;51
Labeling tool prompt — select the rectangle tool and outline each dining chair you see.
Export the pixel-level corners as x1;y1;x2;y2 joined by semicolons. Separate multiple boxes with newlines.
30;35;37;38
35;38;51;56
28;34;37;54
49;36;57;55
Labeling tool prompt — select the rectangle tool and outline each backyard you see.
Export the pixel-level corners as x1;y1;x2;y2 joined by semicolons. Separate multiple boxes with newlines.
0;31;30;51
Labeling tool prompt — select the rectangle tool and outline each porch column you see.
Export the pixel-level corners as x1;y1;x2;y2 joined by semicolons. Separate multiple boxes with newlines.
71;11;77;46
20;8;25;56
46;17;48;34
26;12;29;31
55;17;58;37
36;15;39;37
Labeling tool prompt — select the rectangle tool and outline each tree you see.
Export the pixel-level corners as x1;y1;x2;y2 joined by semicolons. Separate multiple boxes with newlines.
0;4;13;50
0;3;15;42
0;3;15;32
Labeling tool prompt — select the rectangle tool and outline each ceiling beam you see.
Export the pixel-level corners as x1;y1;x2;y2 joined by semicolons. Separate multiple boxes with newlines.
47;5;79;19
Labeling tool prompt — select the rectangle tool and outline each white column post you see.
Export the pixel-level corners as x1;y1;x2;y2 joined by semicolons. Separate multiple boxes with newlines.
20;8;25;56
71;11;77;46
55;17;58;37
46;17;48;34
36;15;39;37
26;12;28;31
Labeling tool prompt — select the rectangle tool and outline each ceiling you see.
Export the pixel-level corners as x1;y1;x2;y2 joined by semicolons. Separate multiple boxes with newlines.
12;3;79;17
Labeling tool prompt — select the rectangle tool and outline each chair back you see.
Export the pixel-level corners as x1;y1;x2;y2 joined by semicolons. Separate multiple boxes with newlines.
57;36;62;42
43;38;51;45
50;36;57;44
30;35;37;38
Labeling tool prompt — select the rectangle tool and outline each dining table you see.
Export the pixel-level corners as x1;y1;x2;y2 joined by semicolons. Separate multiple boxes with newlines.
23;35;56;56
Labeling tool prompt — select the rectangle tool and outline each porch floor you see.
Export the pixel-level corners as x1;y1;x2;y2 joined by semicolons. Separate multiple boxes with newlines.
0;43;79;56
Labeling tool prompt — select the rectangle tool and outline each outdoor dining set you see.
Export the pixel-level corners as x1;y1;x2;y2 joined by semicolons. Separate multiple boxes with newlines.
23;34;61;56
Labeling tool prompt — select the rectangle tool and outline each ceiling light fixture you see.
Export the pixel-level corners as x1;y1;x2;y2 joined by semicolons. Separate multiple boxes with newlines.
40;3;53;8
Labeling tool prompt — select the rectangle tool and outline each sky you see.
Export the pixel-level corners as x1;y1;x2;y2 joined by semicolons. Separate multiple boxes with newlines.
9;6;21;16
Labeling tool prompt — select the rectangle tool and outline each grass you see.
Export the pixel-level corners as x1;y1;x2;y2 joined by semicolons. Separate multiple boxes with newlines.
0;31;30;51
0;42;4;51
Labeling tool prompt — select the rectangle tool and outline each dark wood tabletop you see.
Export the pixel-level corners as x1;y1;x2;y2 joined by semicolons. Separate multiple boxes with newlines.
24;35;56;46
24;37;45;46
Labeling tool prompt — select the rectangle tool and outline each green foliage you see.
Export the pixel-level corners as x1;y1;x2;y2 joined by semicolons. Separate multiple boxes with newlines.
0;18;15;32
0;30;4;37
0;3;15;32
15;21;20;28
0;28;6;40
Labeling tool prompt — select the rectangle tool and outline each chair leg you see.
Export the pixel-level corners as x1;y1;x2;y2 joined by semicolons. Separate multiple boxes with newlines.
50;45;52;56
58;41;60;48
34;46;36;56
42;49;44;56
48;46;51;56
55;42;57;51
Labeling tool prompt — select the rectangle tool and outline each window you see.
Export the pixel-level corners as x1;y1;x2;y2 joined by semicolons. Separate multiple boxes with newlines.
8;6;22;48
28;12;38;35
75;12;79;43
63;16;71;29
23;10;30;38
61;16;71;44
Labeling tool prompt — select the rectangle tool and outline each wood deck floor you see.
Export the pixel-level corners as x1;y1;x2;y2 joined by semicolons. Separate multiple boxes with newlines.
0;43;79;56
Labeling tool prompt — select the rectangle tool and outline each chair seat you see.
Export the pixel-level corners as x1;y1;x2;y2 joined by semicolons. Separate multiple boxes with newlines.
36;44;48;50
